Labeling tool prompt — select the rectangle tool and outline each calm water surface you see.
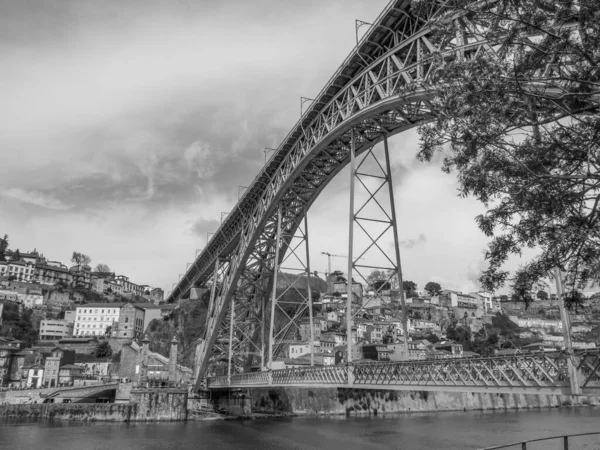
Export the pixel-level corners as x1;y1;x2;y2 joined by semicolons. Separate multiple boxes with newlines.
1;408;600;450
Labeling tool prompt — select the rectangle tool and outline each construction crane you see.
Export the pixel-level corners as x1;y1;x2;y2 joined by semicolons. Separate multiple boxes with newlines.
321;251;347;280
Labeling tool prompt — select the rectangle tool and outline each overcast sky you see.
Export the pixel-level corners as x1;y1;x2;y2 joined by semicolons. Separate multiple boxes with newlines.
0;0;526;296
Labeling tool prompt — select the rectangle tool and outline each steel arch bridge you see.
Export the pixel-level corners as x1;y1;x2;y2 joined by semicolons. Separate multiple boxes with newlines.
166;0;587;389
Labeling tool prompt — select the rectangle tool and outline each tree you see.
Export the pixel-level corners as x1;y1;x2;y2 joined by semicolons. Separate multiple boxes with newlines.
71;251;91;266
95;263;111;273
402;280;417;293
95;341;113;358
424;281;442;297
330;270;345;282
424;333;440;344
413;0;600;307
0;234;8;261
536;290;549;301
367;269;389;291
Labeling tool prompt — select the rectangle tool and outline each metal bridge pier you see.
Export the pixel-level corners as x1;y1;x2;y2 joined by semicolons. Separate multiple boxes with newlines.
268;203;283;369
344;130;411;363
383;134;410;360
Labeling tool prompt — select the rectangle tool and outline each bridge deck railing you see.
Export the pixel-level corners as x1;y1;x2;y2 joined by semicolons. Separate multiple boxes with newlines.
207;351;600;391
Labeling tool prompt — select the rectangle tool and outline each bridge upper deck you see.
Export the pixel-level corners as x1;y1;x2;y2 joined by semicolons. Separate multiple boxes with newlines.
167;0;422;302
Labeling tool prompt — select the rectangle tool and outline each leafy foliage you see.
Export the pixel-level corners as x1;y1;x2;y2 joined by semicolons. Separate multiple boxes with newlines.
424;281;442;296
413;0;600;306
95;263;111;273
95;341;113;358
0;234;8;262
71;251;91;266
403;280;417;293
0;304;37;347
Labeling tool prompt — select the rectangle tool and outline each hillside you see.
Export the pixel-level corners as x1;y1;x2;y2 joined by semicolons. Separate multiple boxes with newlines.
144;273;326;369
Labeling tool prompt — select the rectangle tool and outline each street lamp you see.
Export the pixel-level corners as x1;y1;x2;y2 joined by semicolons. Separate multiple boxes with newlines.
355;19;372;44
238;186;249;200
221;212;229;223
264;147;277;164
300;97;314;116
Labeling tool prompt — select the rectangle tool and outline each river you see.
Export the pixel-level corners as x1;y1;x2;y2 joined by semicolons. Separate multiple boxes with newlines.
1;408;599;450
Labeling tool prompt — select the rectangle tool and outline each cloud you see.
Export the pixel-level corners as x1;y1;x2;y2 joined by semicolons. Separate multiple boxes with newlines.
1;188;73;211
189;218;221;237
399;233;427;249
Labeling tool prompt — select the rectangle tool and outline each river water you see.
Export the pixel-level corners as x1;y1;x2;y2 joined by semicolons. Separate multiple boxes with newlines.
1;408;600;450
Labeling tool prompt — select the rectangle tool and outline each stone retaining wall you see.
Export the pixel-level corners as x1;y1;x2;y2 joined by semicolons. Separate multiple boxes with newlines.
250;387;600;416
0;389;188;422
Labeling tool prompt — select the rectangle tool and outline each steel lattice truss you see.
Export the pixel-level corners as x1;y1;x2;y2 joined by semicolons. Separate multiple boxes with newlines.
164;0;584;386
208;351;600;396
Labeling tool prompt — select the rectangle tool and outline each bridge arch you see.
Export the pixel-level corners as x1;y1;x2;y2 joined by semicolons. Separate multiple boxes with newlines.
168;0;502;381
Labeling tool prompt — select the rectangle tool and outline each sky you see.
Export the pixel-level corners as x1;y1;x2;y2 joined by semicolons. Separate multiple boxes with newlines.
0;0;523;296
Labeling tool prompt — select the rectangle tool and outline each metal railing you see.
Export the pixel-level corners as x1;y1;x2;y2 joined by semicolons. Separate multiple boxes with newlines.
479;431;600;449
207;351;600;393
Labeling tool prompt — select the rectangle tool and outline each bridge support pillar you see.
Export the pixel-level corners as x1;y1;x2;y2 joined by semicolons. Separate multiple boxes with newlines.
344;130;410;362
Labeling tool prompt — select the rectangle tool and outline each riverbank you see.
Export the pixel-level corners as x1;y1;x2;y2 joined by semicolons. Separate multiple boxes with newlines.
2;387;599;422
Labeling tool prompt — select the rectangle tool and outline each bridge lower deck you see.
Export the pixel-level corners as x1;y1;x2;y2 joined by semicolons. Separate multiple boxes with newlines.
207;352;600;396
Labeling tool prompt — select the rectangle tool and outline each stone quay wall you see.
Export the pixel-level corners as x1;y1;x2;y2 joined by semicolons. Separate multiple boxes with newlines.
0;403;133;421
249;387;600;416
0;389;188;422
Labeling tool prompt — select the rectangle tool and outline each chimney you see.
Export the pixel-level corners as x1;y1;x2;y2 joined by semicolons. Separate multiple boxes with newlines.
169;335;179;386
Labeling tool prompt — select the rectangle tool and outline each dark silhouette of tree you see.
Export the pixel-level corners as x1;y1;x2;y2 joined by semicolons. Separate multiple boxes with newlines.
71;251;91;266
536;290;549;300
0;234;8;261
95;341;113;358
403;280;417;293
424;281;442;297
95;263;111;273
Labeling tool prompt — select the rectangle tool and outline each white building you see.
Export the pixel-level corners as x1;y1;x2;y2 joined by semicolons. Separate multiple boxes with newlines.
287;342;312;359
74;304;122;336
39;320;74;340
3;261;36;282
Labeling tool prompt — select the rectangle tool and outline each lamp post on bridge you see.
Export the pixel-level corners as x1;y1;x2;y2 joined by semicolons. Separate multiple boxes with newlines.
355;20;372;44
264;148;277;164
300;97;314;116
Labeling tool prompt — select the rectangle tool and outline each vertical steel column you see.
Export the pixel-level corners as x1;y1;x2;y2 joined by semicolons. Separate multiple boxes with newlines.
554;268;581;395
261;293;266;370
383;134;410;360
207;258;220;320
268;203;283;369
304;209;315;366
227;295;235;385
346;130;356;365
